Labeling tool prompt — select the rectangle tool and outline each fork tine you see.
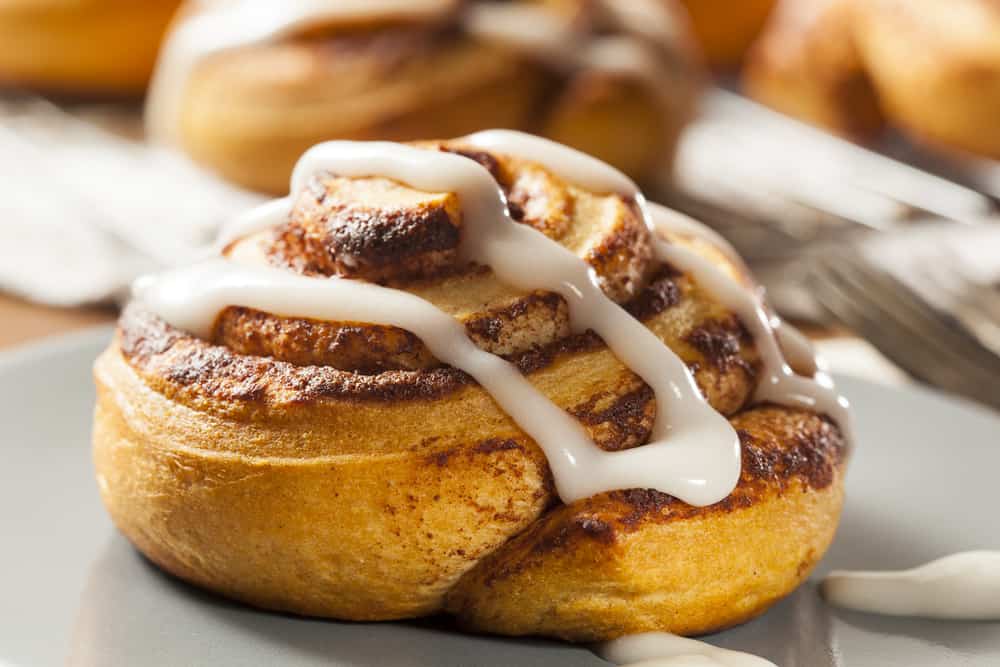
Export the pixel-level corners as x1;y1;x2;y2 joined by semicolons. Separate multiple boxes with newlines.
811;270;992;401
809;258;975;391
808;250;1000;407
924;269;1000;353
828;250;1000;378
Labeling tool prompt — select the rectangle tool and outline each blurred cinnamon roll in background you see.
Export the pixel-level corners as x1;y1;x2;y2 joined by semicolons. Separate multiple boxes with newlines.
677;0;776;68
0;0;181;95
145;0;703;193
744;0;1000;160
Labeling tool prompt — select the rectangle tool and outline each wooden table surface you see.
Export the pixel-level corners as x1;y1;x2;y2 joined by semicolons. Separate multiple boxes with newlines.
0;293;114;350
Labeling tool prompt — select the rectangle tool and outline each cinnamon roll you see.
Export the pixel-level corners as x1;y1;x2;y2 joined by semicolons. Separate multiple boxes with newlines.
0;0;181;95
744;0;1000;159
145;0;702;193
92;131;849;641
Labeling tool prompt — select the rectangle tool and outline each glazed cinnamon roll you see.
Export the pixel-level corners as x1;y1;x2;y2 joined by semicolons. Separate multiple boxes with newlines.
0;0;181;95
92;131;849;641
145;0;702;193
744;0;1000;159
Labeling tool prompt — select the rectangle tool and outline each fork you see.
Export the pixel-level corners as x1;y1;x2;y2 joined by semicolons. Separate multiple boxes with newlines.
913;257;1000;356
805;244;1000;410
662;90;997;266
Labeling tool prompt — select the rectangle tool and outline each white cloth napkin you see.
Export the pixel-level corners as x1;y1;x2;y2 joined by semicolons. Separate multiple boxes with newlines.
0;96;263;306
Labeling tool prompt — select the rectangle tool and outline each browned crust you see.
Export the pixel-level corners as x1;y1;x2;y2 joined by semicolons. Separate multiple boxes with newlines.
115;140;770;462
118;232;763;414
213;288;571;372
209;263;689;374
441;404;846;640
118;266;687;406
481;406;846;586
684;316;754;375
213;309;438;374
209;142;658;373
267;174;462;283
96;332;844;636
119;305;472;404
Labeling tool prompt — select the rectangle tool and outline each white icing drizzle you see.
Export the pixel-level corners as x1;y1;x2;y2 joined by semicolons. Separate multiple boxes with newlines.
598;632;776;667
463;131;848;434
821;551;1000;620
625;204;823;379
138;130;849;509
146;0;682;144
460;128;638;194
648;204;851;441
149;138;738;507
774;320;822;377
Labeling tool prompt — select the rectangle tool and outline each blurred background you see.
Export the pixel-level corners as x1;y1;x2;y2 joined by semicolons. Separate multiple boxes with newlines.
2;0;999;406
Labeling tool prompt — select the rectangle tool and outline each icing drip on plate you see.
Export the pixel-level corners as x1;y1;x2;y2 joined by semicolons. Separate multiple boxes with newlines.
136;130;850;507
598;632;777;667
821;551;1000;620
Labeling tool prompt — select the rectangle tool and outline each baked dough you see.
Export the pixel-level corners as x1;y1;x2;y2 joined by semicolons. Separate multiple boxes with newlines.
744;0;1000;158
0;0;180;95
93;139;846;641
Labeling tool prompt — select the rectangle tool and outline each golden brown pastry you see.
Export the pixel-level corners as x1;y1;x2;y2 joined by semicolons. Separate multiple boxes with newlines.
146;0;703;193
744;0;1000;158
677;0;776;68
851;0;1000;159
92;133;848;642
742;0;882;139
0;0;181;95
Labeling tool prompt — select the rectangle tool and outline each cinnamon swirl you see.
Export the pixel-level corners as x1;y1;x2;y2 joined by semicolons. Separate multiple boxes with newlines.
145;0;702;193
92;131;849;641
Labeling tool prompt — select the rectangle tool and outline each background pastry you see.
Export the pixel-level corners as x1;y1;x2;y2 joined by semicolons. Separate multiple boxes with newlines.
93;132;849;641
851;0;1000;159
741;0;882;139
0;0;181;95
146;0;703;193
677;0;776;68
744;0;1000;159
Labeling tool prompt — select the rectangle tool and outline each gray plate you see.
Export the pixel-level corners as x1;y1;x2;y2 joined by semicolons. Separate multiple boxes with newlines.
2;327;998;666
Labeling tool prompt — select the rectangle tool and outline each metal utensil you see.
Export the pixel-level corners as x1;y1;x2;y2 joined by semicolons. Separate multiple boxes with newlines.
663;90;997;265
806;242;1000;409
